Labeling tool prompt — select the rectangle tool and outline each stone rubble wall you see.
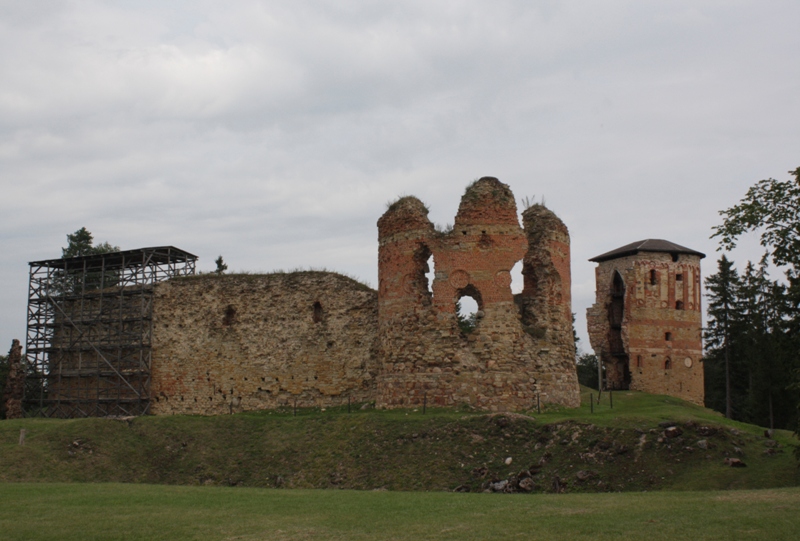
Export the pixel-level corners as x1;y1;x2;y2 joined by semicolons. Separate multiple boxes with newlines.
587;253;704;405
141;177;580;416
375;178;580;411
2;339;25;419
150;272;379;415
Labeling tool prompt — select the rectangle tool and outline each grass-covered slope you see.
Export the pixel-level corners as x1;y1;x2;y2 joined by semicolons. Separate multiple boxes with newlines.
0;388;797;492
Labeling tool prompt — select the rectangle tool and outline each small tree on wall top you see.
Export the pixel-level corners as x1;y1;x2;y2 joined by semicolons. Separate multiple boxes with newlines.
62;227;119;258
214;256;228;275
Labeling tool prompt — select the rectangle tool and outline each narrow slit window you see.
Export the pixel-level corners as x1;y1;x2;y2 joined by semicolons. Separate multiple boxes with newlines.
664;357;672;370
313;301;323;323
650;269;657;285
675;300;684;310
665;332;672;341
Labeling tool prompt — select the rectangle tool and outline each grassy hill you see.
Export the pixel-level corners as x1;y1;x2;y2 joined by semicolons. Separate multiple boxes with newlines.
1;388;797;493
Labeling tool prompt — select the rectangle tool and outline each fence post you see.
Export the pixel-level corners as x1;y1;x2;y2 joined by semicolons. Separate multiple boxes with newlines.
423;393;427;415
590;394;594;414
537;393;541;414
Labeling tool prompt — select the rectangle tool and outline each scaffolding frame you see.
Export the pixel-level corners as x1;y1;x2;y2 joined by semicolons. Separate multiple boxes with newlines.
24;246;197;418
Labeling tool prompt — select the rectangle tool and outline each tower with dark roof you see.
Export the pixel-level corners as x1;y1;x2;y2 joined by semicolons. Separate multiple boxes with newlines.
586;239;705;405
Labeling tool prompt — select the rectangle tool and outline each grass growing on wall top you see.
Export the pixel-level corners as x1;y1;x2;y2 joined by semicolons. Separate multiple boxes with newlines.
171;267;376;292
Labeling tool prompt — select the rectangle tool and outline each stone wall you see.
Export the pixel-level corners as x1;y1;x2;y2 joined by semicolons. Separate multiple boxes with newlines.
587;252;704;405
2;339;24;419
134;177;579;416
375;178;580;411
150;272;379;415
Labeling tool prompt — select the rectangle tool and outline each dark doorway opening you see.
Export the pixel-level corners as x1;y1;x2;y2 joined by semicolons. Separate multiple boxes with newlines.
607;271;630;389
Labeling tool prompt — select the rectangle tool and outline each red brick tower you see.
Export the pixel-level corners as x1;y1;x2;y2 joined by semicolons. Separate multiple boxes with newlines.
586;240;705;405
376;177;580;410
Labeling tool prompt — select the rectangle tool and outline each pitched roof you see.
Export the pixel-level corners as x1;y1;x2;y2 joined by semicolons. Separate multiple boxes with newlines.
589;239;705;263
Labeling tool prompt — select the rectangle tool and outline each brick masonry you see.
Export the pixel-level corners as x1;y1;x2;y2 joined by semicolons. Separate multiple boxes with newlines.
148;177;580;414
375;177;580;411
586;251;704;405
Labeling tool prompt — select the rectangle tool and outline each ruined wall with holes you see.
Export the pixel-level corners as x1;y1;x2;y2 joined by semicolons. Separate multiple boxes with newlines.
149;272;379;415
145;177;579;415
586;253;704;405
376;177;580;411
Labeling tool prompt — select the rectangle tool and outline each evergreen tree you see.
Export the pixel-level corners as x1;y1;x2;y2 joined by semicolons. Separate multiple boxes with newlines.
704;255;740;419
214;255;228;275
711;167;800;437
576;353;600;389
62;227;118;258
58;227;120;293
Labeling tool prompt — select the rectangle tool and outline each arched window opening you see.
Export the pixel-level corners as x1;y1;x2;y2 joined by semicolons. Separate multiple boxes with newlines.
412;244;433;305
612;271;625;298
456;285;483;335
605;271;630;390
664;357;672;370
313;301;323;323
675;300;684;310
608;271;625;358
510;260;524;295
425;254;435;296
671;253;679;262
650;269;657;286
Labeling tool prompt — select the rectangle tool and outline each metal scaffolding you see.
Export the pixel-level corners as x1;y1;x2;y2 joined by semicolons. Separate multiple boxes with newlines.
24;246;197;418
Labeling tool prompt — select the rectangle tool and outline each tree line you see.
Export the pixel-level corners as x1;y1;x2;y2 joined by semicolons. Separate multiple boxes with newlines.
576;168;799;438
705;167;800;433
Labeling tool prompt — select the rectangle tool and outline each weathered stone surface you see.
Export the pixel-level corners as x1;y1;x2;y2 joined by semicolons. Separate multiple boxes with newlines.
587;247;704;405
378;177;579;411
150;272;379;415
2;339;24;419
61;177;579;416
375;178;580;411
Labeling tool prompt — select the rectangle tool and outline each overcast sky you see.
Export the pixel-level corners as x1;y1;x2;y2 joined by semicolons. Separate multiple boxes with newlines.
1;1;798;354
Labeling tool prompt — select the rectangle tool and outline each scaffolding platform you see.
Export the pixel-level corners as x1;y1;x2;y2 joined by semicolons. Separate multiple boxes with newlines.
24;246;197;418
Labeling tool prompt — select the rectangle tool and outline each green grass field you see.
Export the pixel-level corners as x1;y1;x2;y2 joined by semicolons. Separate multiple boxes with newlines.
1;483;799;540
1;389;799;539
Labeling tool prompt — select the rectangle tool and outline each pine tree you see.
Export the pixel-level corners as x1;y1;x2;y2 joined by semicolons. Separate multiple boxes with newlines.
704;255;740;419
214;256;228;275
712;167;800;441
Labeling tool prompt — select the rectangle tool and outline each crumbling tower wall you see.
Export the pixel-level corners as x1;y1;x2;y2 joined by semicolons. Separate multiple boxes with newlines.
376;177;579;410
518;205;578;403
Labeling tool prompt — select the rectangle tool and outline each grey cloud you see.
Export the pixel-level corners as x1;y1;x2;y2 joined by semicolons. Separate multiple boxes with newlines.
2;1;799;350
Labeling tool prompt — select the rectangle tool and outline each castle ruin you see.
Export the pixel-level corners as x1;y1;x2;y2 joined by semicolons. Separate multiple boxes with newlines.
17;177;581;417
